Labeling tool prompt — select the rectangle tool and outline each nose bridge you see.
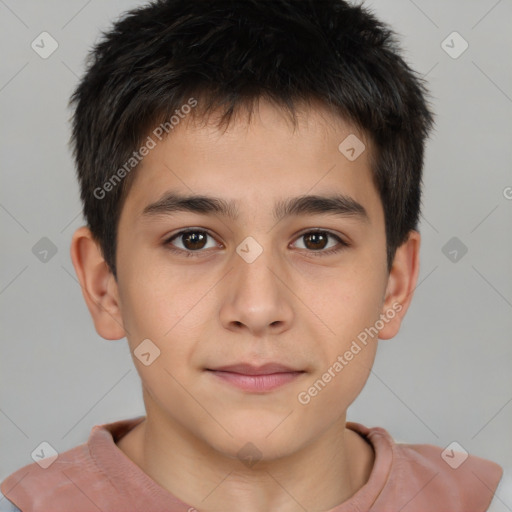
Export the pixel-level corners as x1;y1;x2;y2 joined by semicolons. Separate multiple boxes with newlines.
234;232;282;303
220;233;293;334
236;235;277;288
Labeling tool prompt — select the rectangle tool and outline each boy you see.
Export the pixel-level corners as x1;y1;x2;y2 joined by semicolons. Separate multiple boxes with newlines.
0;0;506;510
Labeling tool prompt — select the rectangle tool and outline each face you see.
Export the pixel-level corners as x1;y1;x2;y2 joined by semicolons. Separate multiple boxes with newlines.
112;100;393;459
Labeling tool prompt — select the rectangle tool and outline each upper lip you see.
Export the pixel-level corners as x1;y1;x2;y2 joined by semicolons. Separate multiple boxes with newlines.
207;363;304;375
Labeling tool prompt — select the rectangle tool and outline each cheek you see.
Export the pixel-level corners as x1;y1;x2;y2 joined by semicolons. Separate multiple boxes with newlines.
116;248;217;369
301;264;384;404
117;269;171;341
116;245;183;336
319;264;385;341
298;299;380;417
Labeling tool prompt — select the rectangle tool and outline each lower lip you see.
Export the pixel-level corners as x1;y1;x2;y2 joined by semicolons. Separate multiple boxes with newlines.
207;370;304;392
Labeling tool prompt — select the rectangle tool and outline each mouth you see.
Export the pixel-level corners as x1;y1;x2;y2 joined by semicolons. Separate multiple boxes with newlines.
205;363;306;392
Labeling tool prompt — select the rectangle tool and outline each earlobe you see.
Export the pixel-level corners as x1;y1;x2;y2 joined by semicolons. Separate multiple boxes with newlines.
378;230;421;340
70;226;126;340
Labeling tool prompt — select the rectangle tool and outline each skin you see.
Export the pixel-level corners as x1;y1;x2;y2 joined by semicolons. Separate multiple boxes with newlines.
71;99;420;512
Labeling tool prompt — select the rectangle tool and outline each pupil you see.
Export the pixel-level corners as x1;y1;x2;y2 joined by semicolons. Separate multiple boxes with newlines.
306;233;326;250
185;232;205;250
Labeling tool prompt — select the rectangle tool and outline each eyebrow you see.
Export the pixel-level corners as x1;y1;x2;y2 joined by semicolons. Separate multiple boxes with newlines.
142;191;369;224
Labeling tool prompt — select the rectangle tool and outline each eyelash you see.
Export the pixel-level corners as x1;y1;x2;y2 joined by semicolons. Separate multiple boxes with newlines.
163;229;349;258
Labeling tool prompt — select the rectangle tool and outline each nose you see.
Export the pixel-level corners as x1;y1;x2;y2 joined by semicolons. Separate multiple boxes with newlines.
218;242;294;337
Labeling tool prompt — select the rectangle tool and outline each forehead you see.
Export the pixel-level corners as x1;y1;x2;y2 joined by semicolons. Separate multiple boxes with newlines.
120;99;383;225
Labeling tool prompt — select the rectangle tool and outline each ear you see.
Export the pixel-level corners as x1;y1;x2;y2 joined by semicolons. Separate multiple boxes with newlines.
70;226;126;340
378;230;421;340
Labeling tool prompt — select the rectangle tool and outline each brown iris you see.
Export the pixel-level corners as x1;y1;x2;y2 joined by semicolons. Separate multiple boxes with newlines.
302;232;329;251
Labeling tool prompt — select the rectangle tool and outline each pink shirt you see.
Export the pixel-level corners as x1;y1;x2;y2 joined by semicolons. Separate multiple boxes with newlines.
1;416;503;511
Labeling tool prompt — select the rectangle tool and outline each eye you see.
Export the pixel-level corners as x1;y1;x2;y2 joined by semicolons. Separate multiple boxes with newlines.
291;230;349;256
164;228;349;258
164;229;220;257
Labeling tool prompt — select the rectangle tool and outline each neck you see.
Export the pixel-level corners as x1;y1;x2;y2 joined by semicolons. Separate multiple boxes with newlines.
118;399;374;512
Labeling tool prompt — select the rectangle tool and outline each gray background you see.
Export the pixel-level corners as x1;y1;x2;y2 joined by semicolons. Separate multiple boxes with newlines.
1;0;511;495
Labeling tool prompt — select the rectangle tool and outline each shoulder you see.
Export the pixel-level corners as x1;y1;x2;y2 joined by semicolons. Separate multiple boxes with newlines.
390;440;503;511
0;492;21;512
0;418;145;512
488;468;512;512
349;423;504;512
0;442;102;512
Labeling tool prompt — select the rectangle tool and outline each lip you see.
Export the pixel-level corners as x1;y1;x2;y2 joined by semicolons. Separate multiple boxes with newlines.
207;363;302;375
205;363;305;392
